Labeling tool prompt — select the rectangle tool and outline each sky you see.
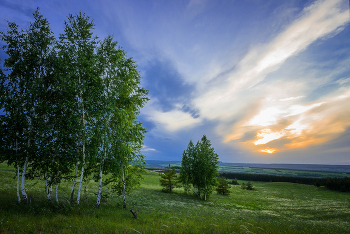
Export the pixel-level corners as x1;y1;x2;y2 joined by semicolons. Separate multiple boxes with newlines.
1;0;350;165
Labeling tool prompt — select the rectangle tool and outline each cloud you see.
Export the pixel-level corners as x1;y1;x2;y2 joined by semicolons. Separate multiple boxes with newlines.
142;101;202;133
193;0;349;121
141;145;158;152
228;86;350;154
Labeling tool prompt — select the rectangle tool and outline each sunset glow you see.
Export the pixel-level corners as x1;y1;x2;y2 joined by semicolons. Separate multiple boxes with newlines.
260;148;277;154
254;129;285;145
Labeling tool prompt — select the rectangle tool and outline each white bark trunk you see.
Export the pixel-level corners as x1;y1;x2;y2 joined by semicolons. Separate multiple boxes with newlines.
17;164;20;203
205;177;207;201
16;137;20;203
95;139;105;207
122;167;126;209
56;160;59;203
70;161;78;203
46;172;52;201
84;178;89;203
55;183;59;203
77;81;86;205
45;172;48;197
77;148;85;205
95;168;103;207
21;157;29;203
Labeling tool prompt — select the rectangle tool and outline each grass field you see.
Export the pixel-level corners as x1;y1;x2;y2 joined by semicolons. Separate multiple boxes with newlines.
1;163;350;233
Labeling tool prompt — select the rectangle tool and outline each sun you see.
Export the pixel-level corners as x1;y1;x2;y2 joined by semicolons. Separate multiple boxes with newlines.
260;148;277;154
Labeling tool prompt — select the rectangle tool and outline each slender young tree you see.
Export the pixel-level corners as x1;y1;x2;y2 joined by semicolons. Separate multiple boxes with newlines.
180;140;194;195
160;164;181;192
94;35;148;207
198;135;220;201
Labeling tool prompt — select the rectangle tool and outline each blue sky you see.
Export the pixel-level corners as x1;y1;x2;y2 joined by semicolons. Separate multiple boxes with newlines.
1;0;350;164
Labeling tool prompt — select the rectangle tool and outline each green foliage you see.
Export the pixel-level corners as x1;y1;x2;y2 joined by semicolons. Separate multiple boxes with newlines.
216;177;231;195
110;165;144;196
159;164;181;192
246;182;254;190
0;9;148;206
229;178;240;185
180;135;220;200
241;182;254;190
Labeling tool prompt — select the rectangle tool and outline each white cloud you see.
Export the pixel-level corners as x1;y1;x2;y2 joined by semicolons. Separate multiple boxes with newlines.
142;145;158;152
193;0;349;122
142;101;202;133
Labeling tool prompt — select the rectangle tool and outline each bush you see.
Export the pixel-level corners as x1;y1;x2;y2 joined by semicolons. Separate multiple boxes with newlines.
216;177;231;195
241;182;254;190
246;182;254;190
229;178;239;185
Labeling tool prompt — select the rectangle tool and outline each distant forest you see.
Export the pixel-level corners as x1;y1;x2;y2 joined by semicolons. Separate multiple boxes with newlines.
220;172;350;192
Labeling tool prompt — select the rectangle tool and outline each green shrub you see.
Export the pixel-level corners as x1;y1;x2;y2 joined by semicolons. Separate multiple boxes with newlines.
216;177;231;195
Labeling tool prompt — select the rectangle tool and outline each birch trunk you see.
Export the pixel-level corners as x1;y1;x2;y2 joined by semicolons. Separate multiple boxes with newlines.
45;172;48;198
122;167;126;209
95;139;106;207
21;115;32;204
56;160;59;203
56;183;59;203
84;178;89;203
48;172;53;202
17;164;20;203
21;156;29;203
95;167;103;207
77;145;85;205
204;177;207;201
77;79;86;205
70;161;78;204
16;137;20;203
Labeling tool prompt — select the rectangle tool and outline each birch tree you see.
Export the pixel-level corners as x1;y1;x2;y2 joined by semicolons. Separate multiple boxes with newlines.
58;12;102;205
181;135;220;200
180;140;194;195
198;135;219;200
94;35;148;207
0;9;56;203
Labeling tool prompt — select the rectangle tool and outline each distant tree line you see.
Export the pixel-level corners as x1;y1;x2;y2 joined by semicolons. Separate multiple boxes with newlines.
220;172;350;192
322;177;350;192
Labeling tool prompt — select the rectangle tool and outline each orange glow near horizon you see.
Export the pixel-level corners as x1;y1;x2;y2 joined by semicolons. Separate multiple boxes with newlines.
254;129;285;145
260;148;277;154
225;91;350;156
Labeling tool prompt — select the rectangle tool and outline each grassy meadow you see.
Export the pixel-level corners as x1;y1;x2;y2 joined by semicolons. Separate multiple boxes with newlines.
0;163;350;233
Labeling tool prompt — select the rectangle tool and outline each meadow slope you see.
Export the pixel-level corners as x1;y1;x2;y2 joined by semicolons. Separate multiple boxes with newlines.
0;163;349;233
